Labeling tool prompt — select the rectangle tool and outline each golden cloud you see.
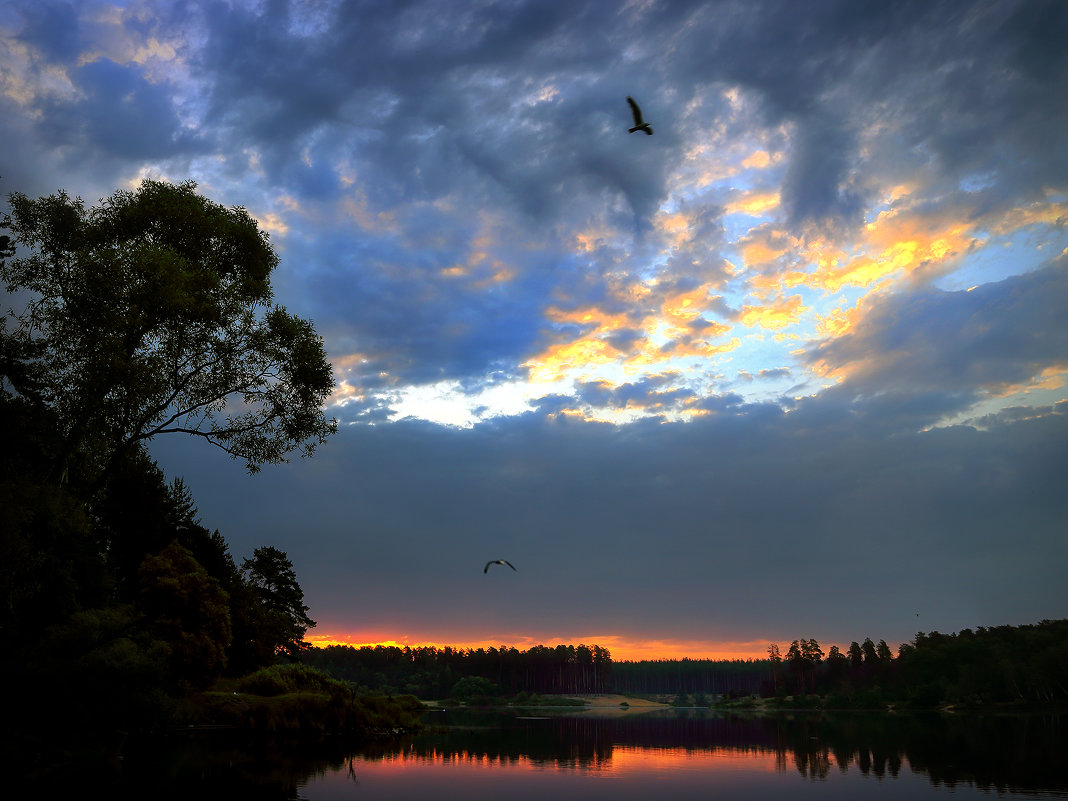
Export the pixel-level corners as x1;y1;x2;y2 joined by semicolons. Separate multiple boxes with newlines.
328;380;366;407
545;305;634;335
726;191;781;216
990;201;1068;234
987;364;1068;399
739;295;807;330
741;150;773;169
525;338;623;383
252;211;289;237
738;226;798;270
656;210;695;248
815;304;863;338
661;286;716;323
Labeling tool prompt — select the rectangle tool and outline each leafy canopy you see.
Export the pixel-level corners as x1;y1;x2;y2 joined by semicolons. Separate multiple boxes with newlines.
0;179;336;485
241;545;316;660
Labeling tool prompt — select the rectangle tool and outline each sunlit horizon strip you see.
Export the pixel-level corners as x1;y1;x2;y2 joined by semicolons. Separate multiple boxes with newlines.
304;632;894;662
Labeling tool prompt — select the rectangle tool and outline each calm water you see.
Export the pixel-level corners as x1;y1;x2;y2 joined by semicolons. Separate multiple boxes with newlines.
21;708;1068;798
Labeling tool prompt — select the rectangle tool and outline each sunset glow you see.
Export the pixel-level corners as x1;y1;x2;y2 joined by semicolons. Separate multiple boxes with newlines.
306;633;822;662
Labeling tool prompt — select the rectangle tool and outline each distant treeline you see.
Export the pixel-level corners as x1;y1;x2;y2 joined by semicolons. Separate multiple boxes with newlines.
302;643;615;697
611;658;771;696
304;620;1068;707
753;622;1068;707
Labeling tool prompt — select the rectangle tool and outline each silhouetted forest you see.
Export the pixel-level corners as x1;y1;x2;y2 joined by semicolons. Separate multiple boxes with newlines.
303;620;1068;709
755;625;1068;708
2;385;327;730
0;181;352;761
302;643;615;698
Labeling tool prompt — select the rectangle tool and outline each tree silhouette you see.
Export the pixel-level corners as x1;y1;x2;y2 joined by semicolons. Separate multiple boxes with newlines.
240;545;316;661
1;179;336;491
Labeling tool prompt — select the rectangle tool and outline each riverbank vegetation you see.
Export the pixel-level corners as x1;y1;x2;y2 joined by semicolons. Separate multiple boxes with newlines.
187;665;425;734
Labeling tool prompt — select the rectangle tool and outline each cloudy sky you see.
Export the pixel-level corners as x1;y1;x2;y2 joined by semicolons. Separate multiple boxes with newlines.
3;0;1067;659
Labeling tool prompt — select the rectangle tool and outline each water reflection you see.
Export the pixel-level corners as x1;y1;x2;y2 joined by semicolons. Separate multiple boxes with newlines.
18;710;1068;799
376;710;1068;794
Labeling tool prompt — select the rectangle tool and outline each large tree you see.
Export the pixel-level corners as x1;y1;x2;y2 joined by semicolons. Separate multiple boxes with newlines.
0;179;336;489
238;545;316;664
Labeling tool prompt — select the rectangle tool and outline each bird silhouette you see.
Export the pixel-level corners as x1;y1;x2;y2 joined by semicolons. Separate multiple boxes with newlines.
484;559;516;574
627;96;653;135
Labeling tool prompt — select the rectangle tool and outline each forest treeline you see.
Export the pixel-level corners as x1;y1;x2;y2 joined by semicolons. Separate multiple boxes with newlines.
756;622;1068;708
302;643;616;698
303;619;1068;708
300;644;781;700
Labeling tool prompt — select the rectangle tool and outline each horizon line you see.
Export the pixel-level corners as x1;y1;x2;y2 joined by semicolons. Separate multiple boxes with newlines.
303;633;899;662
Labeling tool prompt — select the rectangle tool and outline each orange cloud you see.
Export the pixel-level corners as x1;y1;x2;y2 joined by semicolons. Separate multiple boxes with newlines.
661;285;717;323
743;197;1065;307
739;294;807;330
990;201;1068;234
525;338;623;383
622;335;740;371
656;210;695;248
726;191;781;216
814;304;863;338
741;150;774;169
987;364;1068;399
740;228;795;268
529;283;737;387
545;305;633;334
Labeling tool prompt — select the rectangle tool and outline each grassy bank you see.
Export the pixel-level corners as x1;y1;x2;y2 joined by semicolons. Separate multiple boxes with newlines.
181;664;425;735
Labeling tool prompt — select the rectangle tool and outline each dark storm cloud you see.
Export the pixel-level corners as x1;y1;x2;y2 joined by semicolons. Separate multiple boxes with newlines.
5;0;1065;392
4;4;203;175
282;223;558;389
38;58;199;160
192;0;644;209
779;116;864;229
9;0;1067;225
573;376;697;412
16;0;81;62
666;0;1068;226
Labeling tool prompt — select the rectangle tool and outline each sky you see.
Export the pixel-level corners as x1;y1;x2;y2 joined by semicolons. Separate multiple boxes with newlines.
2;0;1067;661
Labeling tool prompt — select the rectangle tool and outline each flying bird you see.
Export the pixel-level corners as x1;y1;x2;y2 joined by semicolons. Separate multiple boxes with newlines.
484;559;516;574
626;96;653;135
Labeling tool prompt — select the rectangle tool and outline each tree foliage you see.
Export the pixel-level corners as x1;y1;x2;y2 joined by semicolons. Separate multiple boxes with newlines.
240;545;316;662
0;179;336;487
139;539;233;686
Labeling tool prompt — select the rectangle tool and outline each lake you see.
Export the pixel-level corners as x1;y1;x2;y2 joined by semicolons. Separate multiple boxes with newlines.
22;707;1068;798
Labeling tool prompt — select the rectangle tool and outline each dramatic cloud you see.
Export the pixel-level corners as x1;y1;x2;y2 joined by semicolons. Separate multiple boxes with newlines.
3;0;1066;655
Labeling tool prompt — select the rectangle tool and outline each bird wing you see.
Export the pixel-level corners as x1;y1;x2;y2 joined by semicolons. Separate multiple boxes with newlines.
484;561;493;573
503;560;516;571
627;96;644;126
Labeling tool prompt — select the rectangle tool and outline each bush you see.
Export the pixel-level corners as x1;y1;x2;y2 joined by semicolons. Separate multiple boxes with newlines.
235;663;343;697
450;676;499;703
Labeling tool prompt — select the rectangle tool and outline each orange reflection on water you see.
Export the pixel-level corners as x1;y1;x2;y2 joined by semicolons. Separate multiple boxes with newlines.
361;743;782;778
605;745;782;775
